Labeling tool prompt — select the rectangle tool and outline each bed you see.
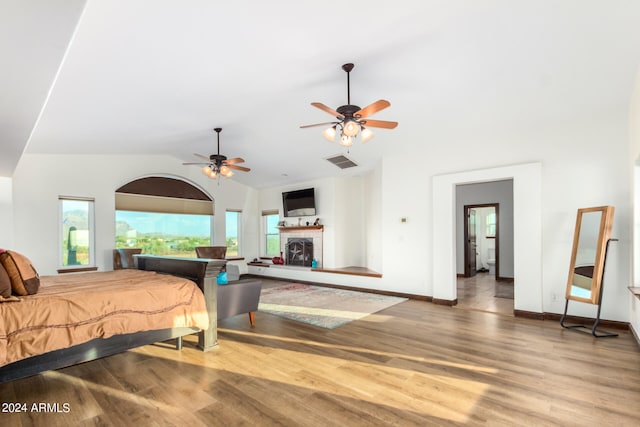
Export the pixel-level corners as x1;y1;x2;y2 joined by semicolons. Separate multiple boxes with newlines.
0;255;225;383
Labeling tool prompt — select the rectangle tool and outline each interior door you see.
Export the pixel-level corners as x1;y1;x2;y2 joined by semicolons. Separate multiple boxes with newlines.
465;207;477;277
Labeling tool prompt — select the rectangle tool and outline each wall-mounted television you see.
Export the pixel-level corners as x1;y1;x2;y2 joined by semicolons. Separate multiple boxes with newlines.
282;188;316;217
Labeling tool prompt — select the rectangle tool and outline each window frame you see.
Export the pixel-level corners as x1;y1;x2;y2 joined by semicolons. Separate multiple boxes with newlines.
59;196;96;269
486;211;497;238
225;209;242;257
262;210;280;257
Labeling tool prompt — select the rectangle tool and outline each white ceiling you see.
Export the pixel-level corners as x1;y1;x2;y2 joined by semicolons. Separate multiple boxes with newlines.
3;1;640;188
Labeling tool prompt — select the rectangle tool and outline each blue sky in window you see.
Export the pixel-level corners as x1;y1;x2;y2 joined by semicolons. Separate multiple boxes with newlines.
225;211;238;237
116;211;211;237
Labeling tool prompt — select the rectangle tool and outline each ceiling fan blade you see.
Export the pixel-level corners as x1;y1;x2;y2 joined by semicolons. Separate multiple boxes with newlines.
193;153;210;161
300;121;338;129
311;102;344;119
361;119;398;129
355;99;390;118
226;164;251;172
225;157;245;165
183;162;210;165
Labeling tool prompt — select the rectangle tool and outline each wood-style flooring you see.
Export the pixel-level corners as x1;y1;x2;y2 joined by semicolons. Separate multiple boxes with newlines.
456;272;514;316
1;277;639;426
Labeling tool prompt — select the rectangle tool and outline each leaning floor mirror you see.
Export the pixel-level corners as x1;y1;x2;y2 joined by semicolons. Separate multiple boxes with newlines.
560;205;617;337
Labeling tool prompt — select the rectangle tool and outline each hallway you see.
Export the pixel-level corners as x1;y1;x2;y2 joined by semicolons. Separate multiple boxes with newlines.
456;272;514;316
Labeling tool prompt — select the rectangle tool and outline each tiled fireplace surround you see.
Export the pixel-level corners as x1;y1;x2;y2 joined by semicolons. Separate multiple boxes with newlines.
279;226;323;268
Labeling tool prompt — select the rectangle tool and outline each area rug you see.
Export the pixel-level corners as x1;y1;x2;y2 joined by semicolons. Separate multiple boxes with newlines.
495;282;514;299
258;283;408;329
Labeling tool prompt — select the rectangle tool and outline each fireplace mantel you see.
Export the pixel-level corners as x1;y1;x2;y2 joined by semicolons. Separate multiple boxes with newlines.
278;225;323;233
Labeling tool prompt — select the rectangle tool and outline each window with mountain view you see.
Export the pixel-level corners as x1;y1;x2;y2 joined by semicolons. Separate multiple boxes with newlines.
115;211;212;257
60;197;95;267
114;176;214;257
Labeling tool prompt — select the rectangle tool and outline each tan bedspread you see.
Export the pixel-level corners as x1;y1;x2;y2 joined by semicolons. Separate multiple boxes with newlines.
0;269;209;367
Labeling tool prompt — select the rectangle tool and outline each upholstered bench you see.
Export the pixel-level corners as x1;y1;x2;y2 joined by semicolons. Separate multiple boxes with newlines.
217;278;262;326
225;264;240;281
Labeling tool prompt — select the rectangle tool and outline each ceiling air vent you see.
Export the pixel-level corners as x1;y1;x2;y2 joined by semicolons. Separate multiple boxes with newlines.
325;154;358;169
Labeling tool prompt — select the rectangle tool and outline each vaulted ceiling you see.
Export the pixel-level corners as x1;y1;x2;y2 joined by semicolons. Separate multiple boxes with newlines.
3;1;640;188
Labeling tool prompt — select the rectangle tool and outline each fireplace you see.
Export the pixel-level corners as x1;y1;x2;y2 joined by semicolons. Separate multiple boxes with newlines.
285;238;313;267
278;225;323;268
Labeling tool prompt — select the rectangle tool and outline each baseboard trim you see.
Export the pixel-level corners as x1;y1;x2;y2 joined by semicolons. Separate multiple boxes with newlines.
630;324;640;348
433;298;458;306
546;312;630;330
514;310;630;330
244;274;432;301
514;310;544;320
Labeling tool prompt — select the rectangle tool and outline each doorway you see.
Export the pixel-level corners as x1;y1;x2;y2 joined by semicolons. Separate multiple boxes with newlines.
461;203;510;314
463;204;498;278
432;162;543;313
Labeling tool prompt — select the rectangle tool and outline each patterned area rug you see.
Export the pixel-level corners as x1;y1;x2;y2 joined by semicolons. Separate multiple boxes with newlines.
258;283;408;329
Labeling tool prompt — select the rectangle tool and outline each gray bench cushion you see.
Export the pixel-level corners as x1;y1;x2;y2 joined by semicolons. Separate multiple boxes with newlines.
217;279;262;320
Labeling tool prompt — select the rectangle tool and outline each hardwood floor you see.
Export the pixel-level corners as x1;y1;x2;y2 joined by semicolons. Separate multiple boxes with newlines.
456;272;514;316
2;277;639;426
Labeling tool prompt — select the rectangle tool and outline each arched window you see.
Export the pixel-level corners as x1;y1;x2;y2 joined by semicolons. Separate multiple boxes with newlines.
115;176;214;257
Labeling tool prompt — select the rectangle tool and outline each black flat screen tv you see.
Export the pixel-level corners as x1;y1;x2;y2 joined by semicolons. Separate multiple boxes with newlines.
282;188;316;217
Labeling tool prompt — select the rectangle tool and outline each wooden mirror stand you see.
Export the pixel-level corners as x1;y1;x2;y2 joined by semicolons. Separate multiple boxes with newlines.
560;206;617;337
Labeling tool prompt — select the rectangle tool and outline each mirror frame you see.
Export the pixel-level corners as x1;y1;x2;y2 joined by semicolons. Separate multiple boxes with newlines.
565;206;615;305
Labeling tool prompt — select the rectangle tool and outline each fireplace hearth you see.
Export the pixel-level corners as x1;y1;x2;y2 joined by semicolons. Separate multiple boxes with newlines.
286;238;313;267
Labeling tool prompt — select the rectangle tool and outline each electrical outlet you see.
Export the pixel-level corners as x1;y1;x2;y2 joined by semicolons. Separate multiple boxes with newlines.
551;293;558;302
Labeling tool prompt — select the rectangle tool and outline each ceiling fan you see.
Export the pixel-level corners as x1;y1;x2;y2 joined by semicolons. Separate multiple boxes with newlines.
300;63;398;146
183;128;250;179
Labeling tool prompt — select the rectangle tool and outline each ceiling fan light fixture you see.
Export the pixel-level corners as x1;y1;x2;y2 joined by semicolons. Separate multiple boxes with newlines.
301;63;397;147
339;134;353;147
220;165;233;177
185;127;250;181
204;166;218;179
322;125;337;142
202;166;217;178
361;127;374;143
343;120;359;137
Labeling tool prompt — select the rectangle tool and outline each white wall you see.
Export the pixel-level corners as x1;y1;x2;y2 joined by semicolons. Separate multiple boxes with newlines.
256;175;372;269
11;153;258;275
455;180;514;277
379;155;432;296
0;177;14;249
364;164;383;272
630;68;640;337
540;122;631;322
